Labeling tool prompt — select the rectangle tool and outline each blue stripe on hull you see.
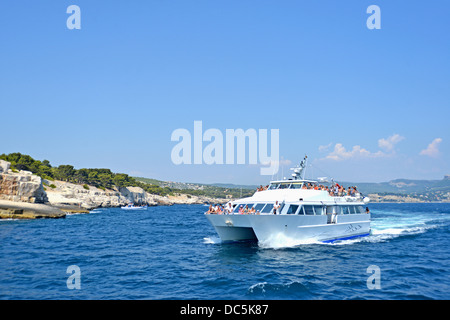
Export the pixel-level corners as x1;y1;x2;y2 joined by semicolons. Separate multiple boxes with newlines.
322;232;370;243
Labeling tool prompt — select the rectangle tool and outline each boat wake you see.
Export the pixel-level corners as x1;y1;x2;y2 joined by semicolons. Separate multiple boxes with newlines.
258;233;322;249
258;210;448;248
327;210;449;246
204;209;449;248
203;236;222;244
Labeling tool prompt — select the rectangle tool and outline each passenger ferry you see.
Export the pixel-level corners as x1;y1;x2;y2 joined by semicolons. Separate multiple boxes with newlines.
205;156;371;244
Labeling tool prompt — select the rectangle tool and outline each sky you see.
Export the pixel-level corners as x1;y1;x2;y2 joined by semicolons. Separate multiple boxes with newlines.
0;0;449;185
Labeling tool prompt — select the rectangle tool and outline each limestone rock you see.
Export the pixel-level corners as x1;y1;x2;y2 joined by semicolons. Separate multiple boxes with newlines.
0;162;48;203
0;200;65;219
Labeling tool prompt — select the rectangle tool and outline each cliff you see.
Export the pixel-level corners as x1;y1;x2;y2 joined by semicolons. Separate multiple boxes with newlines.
0;160;65;219
45;180;227;209
0;159;229;219
0;160;48;204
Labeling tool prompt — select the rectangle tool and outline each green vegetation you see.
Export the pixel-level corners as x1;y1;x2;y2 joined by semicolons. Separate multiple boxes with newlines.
0;152;173;196
134;177;254;199
0;152;254;199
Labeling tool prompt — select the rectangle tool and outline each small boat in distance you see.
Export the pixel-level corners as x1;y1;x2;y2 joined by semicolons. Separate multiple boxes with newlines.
205;155;371;244
121;203;148;210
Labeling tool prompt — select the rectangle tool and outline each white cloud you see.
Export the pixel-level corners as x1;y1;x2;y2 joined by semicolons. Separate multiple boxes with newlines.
420;138;442;158
323;134;406;161
324;143;384;161
318;143;332;152
378;134;405;152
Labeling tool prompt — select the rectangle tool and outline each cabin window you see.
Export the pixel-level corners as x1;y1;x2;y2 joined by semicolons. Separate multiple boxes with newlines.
304;205;314;215
340;206;350;214
290;183;302;189
268;184;279;190
313;206;324;215
234;204;248;212
261;203;273;213
326;206;338;214
355;206;364;214
286;205;299;214
253;203;265;212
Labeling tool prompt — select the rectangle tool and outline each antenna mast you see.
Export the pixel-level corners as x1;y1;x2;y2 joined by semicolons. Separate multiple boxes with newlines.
290;155;308;180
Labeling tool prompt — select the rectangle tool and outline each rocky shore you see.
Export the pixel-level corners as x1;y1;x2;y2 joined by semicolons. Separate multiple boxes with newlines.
0;159;227;219
0;200;65;219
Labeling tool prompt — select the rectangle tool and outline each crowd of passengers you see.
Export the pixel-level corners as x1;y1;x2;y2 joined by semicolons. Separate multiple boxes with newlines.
256;182;359;197
206;202;281;215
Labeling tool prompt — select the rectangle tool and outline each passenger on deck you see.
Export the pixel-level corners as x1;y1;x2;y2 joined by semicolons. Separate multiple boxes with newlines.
238;205;244;214
273;201;281;215
207;204;214;214
225;203;233;214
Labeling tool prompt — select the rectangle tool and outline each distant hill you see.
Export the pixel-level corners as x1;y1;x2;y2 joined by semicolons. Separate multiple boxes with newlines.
136;176;450;203
337;177;450;195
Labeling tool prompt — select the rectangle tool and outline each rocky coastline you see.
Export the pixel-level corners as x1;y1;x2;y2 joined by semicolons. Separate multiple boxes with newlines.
0;159;227;219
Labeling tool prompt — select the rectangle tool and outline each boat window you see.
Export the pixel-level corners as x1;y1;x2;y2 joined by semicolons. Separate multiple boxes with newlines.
286;205;299;214
340;206;350;214
254;203;265;212
355;206;365;214
261;203;273;213
233;204;247;212
350;206;362;214
278;184;290;189
268;184;279;190
290;183;302;189
326;206;338;214
304;205;314;215
313;206;324;215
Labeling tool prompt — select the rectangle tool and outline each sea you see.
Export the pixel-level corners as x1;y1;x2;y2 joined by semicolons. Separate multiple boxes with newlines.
0;203;449;300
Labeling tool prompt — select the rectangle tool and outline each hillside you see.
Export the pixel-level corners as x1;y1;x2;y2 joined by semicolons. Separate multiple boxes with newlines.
2;152;449;203
337;177;450;202
0;153;253;200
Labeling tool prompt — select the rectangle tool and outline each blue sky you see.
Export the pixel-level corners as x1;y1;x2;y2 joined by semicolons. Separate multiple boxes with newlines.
1;1;449;185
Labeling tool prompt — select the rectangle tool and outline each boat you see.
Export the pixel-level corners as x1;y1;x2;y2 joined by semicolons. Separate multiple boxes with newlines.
205;156;371;244
121;204;148;210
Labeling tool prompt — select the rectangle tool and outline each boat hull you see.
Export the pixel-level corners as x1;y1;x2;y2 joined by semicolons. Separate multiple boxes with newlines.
205;215;257;242
205;213;371;244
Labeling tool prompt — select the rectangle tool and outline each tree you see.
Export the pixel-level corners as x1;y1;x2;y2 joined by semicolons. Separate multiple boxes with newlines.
54;165;75;182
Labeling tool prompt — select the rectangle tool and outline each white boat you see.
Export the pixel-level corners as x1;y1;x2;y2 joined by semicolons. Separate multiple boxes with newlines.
121;204;148;210
205;156;371;244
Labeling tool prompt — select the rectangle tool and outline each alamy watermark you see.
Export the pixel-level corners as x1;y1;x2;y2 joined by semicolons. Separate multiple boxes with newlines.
65;5;380;31
366;265;381;290
171;121;280;175
367;5;381;30
66;5;81;30
66;265;81;290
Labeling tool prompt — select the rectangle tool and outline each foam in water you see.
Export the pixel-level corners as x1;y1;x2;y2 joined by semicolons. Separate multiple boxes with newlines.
203;236;222;244
204;210;448;248
258;232;321;249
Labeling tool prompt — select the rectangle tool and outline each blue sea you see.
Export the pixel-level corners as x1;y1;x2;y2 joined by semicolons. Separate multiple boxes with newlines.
0;203;449;300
